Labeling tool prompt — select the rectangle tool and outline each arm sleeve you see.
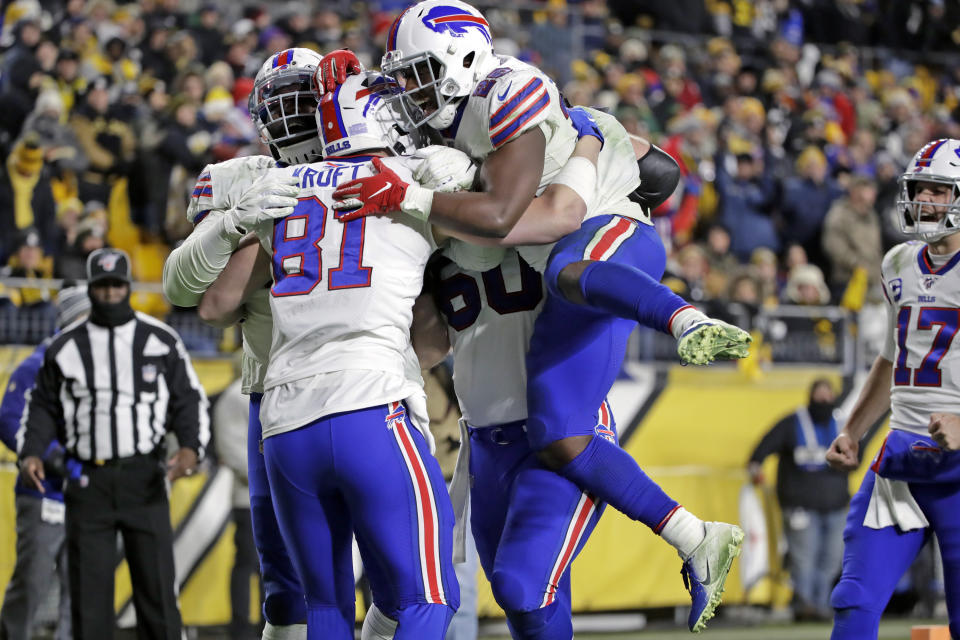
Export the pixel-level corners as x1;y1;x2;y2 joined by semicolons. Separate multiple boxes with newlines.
17;353;64;459
162;213;246;308
164;334;211;458
879;256;897;362
212;386;248;480
0;350;43;453
748;416;793;464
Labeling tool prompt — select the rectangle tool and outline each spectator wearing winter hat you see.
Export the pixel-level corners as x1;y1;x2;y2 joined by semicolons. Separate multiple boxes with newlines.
0;228;54;309
784;264;831;306
0;133;57;262
821;175;883;298
779;146;844;271
716;149;779;261
69;77;136;204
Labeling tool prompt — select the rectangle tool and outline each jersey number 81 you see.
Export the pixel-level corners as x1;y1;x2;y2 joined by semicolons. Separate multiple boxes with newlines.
271;197;372;296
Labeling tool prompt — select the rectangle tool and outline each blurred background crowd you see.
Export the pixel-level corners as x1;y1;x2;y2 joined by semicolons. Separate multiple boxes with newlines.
0;0;958;350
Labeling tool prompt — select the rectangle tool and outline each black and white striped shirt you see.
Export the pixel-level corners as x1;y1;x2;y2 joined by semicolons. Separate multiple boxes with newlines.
18;312;209;462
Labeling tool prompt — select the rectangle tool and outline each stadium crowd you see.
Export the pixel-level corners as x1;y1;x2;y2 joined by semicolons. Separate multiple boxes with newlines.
0;0;958;338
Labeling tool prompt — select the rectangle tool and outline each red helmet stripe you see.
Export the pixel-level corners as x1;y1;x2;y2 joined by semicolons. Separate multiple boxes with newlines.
387;7;412;51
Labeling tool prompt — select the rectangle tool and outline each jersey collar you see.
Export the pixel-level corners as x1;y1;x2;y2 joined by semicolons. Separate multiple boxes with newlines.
324;154;378;163
918;245;960;275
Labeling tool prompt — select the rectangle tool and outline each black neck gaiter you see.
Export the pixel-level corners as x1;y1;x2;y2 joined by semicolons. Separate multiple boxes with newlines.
88;291;135;327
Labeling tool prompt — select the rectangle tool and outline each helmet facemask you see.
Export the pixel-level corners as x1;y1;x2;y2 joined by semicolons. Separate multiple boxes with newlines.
897;174;960;242
249;49;324;165
382;49;475;130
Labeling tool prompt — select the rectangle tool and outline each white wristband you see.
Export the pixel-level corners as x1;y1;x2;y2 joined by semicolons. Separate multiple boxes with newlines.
401;182;434;221
552;156;597;210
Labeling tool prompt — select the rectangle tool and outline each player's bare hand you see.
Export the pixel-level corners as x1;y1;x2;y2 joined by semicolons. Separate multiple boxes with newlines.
929;412;960;451
826;432;859;471
313;49;363;96
19;456;45;492
167;447;199;481
333;157;410;220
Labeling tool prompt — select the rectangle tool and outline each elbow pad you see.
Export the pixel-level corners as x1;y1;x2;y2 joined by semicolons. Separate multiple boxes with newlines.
629;145;681;211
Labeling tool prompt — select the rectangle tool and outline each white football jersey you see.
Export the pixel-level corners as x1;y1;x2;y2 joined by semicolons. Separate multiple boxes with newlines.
184;155;275;394
439;55;645;271
881;241;960;434
258;155;436;438
430;249;544;427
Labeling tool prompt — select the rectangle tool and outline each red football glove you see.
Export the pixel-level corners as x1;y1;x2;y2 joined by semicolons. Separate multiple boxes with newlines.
333;158;409;220
313;49;363;97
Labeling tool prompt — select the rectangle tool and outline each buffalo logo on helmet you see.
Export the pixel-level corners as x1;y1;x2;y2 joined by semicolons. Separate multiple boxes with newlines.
421;5;491;43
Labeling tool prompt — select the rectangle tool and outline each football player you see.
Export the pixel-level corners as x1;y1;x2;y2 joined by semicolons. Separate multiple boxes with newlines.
826;139;960;639
198;71;460;640
315;1;745;631
162;47;325;640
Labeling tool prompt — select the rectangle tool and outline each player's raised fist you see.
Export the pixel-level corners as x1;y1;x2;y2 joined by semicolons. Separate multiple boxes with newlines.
826;432;859;471
313;49;363;97
929;412;960;451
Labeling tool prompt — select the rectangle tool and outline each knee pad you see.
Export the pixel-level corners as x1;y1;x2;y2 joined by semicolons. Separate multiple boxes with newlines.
829;577;877;612
490;567;542;614
264;592;308;627
504;602;570;640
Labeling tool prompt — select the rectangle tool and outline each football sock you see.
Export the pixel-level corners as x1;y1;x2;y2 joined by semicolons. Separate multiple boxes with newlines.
558;435;677;531
659;507;706;560
578;261;699;336
361;604;398;640
262;622;307;640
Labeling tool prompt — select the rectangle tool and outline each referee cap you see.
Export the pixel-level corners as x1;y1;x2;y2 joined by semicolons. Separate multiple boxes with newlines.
87;248;131;285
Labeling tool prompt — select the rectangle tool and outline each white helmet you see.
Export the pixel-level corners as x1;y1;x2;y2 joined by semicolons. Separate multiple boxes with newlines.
897;138;960;242
249;48;324;165
381;0;495;130
317;71;424;159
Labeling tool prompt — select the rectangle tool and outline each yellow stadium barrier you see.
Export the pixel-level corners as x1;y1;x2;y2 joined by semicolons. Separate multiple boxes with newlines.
0;347;884;625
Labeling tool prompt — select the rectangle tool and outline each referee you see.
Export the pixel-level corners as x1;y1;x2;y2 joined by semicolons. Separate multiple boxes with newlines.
17;248;210;640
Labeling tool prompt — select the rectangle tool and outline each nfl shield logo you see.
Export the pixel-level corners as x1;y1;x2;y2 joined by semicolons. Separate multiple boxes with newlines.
142;364;157;384
98;253;121;272
923;276;938;290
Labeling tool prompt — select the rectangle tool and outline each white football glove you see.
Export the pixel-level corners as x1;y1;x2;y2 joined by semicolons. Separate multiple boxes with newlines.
229;173;300;234
412;145;477;193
